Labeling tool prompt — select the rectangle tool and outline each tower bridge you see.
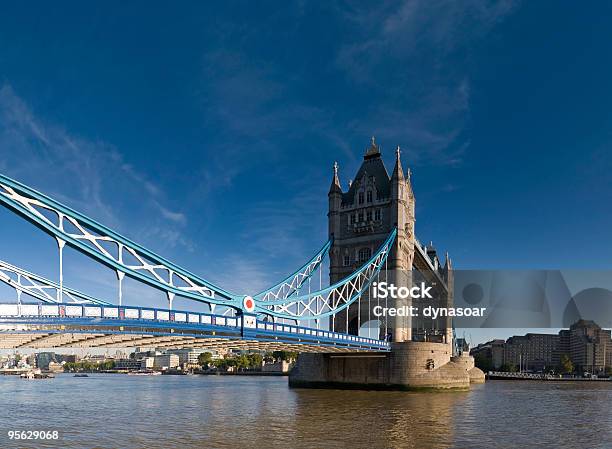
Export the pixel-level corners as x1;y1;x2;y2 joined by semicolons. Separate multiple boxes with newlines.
0;138;484;389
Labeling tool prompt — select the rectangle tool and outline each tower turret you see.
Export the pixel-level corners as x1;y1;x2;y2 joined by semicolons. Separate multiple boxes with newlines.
388;145;415;342
391;145;405;183
364;136;381;159
328;161;342;240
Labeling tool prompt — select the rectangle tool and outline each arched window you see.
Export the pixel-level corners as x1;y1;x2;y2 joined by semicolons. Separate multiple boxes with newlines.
366;190;372;203
358;247;371;263
375;209;381;221
358;191;364;205
343;254;350;266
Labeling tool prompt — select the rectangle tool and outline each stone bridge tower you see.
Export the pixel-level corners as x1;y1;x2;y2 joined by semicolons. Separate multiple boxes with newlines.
328;138;452;344
288;141;482;391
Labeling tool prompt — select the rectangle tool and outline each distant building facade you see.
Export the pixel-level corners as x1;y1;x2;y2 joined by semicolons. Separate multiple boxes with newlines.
153;354;179;369
504;333;560;372
470;339;505;370
35;352;56;370
561;320;610;372
166;348;217;367
471;320;611;373
47;361;64;373
115;358;143;371
262;360;292;373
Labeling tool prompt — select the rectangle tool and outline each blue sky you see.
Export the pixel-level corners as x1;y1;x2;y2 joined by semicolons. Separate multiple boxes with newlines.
1;2;611;343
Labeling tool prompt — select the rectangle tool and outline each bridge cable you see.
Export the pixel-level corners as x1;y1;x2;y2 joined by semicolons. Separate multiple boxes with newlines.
368;281;371;339
357;272;361;336
56;238;65;303
384;256;388;340
16;274;22;305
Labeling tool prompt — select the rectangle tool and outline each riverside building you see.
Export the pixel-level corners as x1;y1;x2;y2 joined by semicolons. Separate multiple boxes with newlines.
471;319;611;374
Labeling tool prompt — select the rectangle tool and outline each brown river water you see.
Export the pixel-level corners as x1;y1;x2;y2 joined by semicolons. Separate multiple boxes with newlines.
0;374;609;448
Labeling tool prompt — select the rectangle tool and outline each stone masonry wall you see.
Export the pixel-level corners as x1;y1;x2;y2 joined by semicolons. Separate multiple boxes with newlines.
289;342;471;390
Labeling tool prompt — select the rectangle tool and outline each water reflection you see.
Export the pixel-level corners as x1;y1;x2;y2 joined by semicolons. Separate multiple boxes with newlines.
0;374;609;448
291;388;465;448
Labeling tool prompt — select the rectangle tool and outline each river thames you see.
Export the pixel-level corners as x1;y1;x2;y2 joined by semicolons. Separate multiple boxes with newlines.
0;374;609;448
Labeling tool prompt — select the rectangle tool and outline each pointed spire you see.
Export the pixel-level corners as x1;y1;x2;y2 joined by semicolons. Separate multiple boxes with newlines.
328;161;342;195
391;145;405;181
444;251;452;269
364;136;381;159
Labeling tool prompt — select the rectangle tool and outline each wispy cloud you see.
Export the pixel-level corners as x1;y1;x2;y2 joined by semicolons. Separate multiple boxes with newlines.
335;0;519;166
0;84;192;251
202;175;330;295
195;48;359;191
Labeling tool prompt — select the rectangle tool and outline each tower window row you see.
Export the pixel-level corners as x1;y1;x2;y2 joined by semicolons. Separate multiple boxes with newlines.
342;247;372;266
349;209;382;224
357;190;379;205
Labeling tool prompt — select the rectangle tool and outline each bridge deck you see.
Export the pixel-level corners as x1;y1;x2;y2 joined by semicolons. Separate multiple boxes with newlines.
0;303;390;351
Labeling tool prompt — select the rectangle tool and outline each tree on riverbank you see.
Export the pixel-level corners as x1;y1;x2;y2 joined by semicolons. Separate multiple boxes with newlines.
63;360;115;372
198;352;213;367
559;354;574;374
204;351;297;372
473;354;492;372
271;351;298;363
210;353;263;371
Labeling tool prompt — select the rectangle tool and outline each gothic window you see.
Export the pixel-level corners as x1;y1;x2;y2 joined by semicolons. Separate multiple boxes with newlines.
366;190;372;203
343;254;350;266
358;191;364;205
350;214;356;224
376;191;380;200
375;209;381;221
358;248;371;263
366;211;372;221
358;212;364;222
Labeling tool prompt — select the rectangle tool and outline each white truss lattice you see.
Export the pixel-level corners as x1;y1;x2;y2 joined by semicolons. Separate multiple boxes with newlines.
0;260;109;305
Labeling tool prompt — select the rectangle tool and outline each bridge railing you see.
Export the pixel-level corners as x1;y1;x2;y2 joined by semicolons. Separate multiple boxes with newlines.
0;303;389;350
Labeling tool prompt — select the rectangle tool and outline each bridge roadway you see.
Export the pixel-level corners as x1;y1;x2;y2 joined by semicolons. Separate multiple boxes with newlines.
0;302;390;352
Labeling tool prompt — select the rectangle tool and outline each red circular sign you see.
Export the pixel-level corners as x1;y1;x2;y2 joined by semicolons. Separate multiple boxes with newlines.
243;296;255;312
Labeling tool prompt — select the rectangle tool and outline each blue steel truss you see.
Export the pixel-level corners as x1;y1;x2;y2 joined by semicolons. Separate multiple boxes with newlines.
256;229;396;320
0;174;238;307
0;173;395;324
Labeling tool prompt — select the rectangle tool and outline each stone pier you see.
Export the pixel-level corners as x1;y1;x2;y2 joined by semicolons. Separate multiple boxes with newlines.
289;342;485;391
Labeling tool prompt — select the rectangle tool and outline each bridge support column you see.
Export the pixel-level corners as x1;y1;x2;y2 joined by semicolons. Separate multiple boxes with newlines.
240;312;257;338
389;267;412;343
116;271;125;306
289;341;480;391
16;274;22;306
56;238;65;303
